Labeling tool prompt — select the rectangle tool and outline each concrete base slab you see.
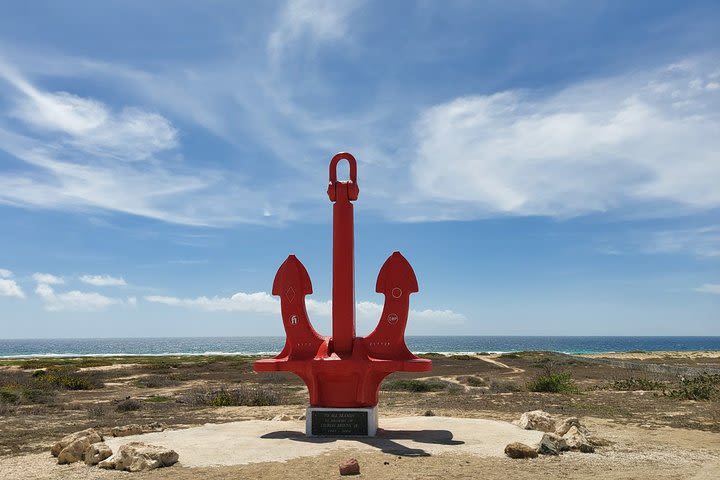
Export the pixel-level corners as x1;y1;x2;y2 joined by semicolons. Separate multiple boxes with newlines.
103;416;544;468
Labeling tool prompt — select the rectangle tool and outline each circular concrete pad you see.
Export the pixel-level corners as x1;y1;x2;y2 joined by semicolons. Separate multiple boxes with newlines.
104;416;543;467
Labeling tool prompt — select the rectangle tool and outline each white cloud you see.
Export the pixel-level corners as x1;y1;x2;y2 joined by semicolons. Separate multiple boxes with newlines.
0;279;25;299
34;283;119;311
32;272;64;285
0;268;13;278
144;290;465;325
80;274;127;287
695;284;720;295
644;226;720;257
411;58;720;219
268;0;361;62
145;292;279;314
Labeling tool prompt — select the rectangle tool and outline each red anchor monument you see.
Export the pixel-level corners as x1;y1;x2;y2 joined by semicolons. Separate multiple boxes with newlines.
254;152;432;436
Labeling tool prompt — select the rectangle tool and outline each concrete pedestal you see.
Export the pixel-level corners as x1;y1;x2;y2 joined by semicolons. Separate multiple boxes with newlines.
306;406;378;437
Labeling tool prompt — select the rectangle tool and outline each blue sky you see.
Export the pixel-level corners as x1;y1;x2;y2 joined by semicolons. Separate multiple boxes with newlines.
0;0;718;338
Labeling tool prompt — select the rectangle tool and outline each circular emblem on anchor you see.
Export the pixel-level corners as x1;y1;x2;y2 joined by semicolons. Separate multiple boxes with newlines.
387;313;398;324
290;315;299;325
391;287;402;298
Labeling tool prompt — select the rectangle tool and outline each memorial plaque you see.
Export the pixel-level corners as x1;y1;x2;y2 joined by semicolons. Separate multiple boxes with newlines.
311;410;368;436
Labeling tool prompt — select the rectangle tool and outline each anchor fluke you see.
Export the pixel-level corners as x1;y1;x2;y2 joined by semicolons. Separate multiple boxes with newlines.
375;251;418;295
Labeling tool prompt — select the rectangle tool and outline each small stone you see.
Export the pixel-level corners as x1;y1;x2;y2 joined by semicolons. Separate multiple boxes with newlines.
423;410;435;416
84;442;112;466
504;442;538;459
271;414;293;421
384;461;390;465
58;437;94;464
51;428;103;457
518;410;556;432
112;422;165;437
563;425;587;449
579;443;595;453
538;433;568;455
99;442;178;472
339;458;360;475
555;416;582;436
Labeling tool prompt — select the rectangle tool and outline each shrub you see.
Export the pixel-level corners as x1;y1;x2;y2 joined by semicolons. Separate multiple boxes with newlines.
448;354;479;361
498;353;520;359
667;374;719;401
116;399;143;412
145;395;174;403
135;375;181;388
381;379;449;392
185;386;282;407
86;403;108;418
527;372;578;393
33;368;103;390
610;377;666;391
489;380;522;393
458;376;486;387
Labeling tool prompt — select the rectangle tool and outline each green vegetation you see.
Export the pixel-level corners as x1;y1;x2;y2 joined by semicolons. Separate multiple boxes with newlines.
417;352;446;359
666;374;719;401
185;385;283;407
609;377;666;391
0;354;260;370
489;379;522;392
33;367;103;390
135;375;182;388
381;378;449;392
527;372;578;393
448;354;480;361
145;395;174;403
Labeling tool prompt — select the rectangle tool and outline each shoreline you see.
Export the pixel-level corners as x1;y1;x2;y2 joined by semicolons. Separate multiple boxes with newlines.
1;350;720;361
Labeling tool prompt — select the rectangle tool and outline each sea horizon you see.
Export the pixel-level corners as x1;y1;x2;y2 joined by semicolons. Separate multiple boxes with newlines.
1;335;719;358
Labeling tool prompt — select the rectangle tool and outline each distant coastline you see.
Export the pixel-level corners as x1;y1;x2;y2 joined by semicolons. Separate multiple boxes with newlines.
1;336;720;358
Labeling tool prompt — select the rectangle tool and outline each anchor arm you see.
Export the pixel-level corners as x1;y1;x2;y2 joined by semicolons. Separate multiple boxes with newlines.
271;255;324;360
365;251;419;360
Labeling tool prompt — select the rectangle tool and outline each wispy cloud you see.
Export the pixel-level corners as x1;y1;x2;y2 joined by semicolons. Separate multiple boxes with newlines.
79;274;127;287
0;268;25;299
695;283;720;295
144;290;465;325
268;0;361;63
0;62;276;227
1;60;177;160
32;272;64;285
410;58;720;219
644;226;720;257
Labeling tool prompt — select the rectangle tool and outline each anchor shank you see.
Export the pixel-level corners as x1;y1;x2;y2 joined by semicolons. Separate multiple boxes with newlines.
331;183;356;355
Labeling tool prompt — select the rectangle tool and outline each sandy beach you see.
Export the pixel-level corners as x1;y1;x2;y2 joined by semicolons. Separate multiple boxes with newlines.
1;351;719;479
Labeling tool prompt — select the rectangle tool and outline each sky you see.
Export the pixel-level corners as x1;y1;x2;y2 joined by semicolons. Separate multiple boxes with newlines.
0;0;718;339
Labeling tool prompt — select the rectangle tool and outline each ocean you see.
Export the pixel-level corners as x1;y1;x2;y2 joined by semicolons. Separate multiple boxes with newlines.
1;336;719;358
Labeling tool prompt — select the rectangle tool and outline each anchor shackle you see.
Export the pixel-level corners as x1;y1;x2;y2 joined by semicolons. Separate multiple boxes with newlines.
327;152;359;202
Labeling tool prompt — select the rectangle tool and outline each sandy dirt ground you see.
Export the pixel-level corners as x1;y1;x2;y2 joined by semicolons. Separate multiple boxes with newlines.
579;351;720;361
1;416;719;479
2;353;719;479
